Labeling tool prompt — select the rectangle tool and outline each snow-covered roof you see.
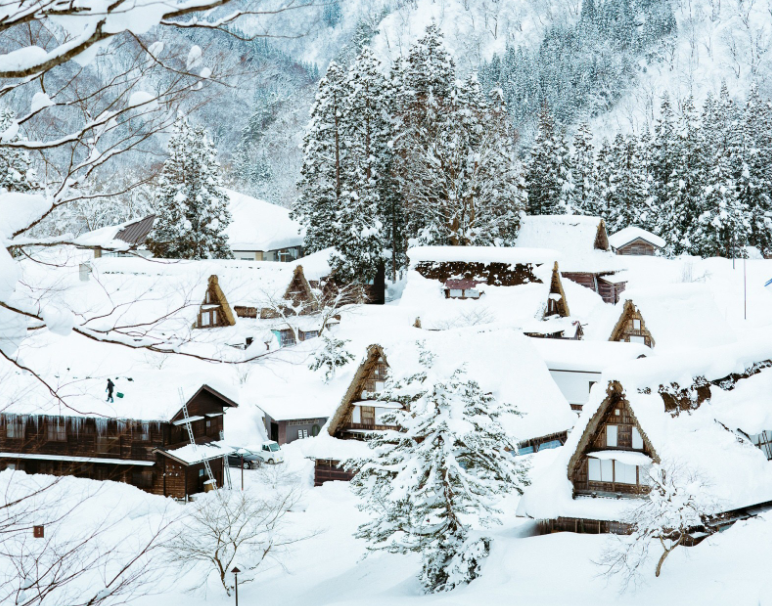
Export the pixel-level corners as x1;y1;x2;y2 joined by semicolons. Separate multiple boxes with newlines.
587;283;737;351
75;215;156;250
0;361;239;422
161;440;236;465
530;339;651;372
319;328;576;452
515;215;620;273
407;245;560;266
225;189;304;252
518;333;772;521
608;226;666;250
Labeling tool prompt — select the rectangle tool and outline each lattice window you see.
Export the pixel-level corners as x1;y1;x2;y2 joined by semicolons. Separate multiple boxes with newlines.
750;431;772;460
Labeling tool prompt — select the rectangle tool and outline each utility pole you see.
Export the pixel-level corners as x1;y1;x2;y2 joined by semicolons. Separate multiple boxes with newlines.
744;256;747;321
241;454;244;491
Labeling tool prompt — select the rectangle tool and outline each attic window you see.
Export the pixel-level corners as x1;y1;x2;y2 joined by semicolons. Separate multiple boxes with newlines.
633;319;641;330
632;427;644;450
606;425;618;447
629;336;646;345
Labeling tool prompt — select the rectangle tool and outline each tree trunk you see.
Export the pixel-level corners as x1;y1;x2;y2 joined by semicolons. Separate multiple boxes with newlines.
655;534;683;578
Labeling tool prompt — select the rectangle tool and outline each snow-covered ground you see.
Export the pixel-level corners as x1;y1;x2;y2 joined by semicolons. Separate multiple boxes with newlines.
14;443;767;606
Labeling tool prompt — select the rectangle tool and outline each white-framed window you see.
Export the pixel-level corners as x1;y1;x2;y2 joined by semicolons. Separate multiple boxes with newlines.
606;425;618;447
588;458;613;482
632;426;644;449
633;319;641;330
351;407;361;424
374;381;385;392
297;429;308;439
201;312;211;327
615;461;638;484
629;335;646;344
449;288;463;298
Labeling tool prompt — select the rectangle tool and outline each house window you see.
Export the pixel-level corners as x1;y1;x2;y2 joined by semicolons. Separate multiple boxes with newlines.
351;407;361;424
449;289;463;298
606;425;618;447
201;312;211;327
633;319;641;330
588;458;613;482
47;421;67;442
297;429;308;439
6;417;25;439
632;427;644;450
132;468;153;488
198;469;204;477
615;461;638;484
96;436;120;454
750;431;772;460
629;336;647;345
206;420;211;428
312;424;320;436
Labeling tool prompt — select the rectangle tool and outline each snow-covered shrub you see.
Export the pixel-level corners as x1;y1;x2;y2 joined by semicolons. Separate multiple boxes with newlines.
597;462;720;588
308;336;355;382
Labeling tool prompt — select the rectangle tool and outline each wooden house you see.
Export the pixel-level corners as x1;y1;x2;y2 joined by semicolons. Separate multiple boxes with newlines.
0;379;239;499
517;340;772;536
608;226;665;256
291;247;386;305
515;215;627;304
596;285;736;352
78;215;157;258
308;330;578;486
401;246;565;331
225;190;304;262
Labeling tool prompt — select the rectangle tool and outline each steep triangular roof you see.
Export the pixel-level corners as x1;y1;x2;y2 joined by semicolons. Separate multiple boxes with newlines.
608;299;655;346
566;381;660;482
204;274;236;326
326;344;388;436
544;261;570;318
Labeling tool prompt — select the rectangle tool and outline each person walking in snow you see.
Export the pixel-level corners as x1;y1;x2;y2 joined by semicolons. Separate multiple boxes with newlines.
106;378;115;403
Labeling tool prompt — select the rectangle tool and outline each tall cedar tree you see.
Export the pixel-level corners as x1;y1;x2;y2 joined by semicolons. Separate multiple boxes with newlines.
292;62;349;256
149;115;232;259
571;122;602;216
526;104;572;215
350;345;528;593
330;48;388;284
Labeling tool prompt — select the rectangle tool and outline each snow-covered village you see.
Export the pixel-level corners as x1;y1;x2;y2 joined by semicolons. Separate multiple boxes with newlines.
3;1;772;604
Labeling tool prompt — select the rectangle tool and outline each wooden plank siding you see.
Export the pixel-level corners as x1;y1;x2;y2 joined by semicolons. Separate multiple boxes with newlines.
0;386;237;499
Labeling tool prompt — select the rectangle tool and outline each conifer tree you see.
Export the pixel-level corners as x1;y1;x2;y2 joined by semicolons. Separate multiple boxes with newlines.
738;85;772;257
350;346;528;594
605;133;650;232
330;48;388;283
655;96;705;255
292;62;350;255
148;115;232;259
571;122;601;216
0;107;40;193
525;104;572;215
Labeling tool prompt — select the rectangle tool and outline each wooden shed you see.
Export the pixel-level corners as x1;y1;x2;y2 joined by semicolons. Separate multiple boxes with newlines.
608;226;665;256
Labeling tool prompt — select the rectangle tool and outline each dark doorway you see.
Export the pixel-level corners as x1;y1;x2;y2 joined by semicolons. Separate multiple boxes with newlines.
270;422;279;442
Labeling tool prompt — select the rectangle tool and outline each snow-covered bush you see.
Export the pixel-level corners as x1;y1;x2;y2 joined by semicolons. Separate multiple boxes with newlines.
349;344;528;593
309;336;355;382
597;462;720;588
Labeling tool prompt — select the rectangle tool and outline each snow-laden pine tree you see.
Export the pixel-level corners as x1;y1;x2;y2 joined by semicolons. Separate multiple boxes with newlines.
149;115;232;259
738;85;772;257
391;25;456;244
329;47;388;283
604;133;651;232
525;104;572;215
292;62;350;256
350;346;528;594
0;107;40;193
696;151;748;258
571;122;602;216
655;97;705;256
